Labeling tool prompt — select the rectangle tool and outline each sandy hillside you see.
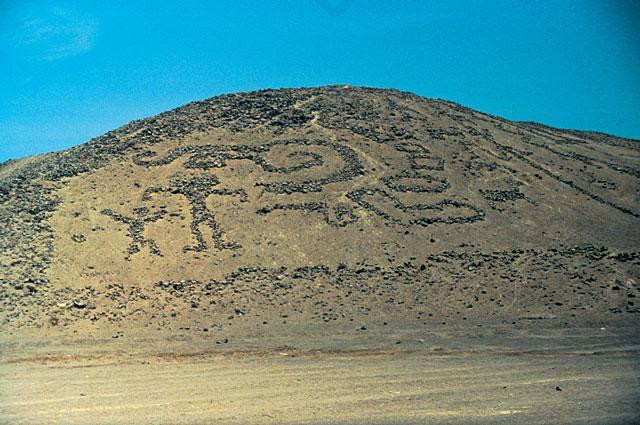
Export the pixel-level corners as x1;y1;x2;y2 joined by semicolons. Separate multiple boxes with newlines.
0;86;639;424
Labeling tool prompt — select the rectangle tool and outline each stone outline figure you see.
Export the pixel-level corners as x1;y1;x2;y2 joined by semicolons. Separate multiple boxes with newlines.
143;174;248;252
101;206;166;260
132;138;365;194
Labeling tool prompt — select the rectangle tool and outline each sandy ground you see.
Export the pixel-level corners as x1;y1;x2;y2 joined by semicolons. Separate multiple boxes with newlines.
2;321;639;425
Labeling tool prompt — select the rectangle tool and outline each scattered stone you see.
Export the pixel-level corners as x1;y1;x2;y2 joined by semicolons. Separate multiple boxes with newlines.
72;300;87;309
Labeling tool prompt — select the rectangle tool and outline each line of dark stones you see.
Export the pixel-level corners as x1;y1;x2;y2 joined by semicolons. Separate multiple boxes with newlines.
132;138;366;194
481;129;640;219
256;202;358;228
479;178;536;210
346;188;485;226
3;243;638;326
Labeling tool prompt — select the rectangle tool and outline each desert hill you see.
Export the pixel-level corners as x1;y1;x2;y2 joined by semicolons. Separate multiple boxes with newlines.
1;85;638;333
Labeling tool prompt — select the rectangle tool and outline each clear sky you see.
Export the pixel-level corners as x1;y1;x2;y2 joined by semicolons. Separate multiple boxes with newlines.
1;0;639;161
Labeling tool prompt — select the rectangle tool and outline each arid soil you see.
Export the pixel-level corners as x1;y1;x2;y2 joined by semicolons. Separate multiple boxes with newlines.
1;86;639;424
2;321;639;425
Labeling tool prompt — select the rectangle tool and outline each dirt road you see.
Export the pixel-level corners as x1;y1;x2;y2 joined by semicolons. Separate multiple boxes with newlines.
1;323;639;425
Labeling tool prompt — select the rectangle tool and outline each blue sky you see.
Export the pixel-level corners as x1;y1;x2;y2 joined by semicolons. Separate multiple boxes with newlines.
1;0;639;161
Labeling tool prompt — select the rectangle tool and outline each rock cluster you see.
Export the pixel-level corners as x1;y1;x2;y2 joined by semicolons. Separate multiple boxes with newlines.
3;244;638;329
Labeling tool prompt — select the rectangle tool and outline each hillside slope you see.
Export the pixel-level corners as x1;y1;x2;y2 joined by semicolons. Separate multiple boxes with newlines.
1;86;638;333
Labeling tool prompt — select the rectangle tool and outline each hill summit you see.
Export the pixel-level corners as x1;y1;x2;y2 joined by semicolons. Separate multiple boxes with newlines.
1;86;638;331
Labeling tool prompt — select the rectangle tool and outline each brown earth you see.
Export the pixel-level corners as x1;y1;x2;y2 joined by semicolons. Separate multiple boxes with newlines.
2;321;639;425
0;86;639;424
